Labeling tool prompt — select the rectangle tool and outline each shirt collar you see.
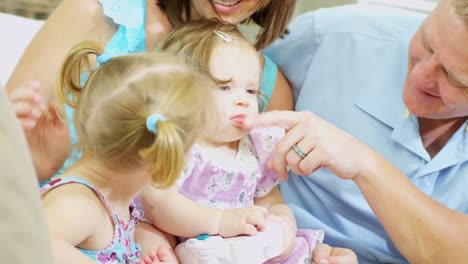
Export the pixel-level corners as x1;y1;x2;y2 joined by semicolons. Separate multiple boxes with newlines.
353;37;408;130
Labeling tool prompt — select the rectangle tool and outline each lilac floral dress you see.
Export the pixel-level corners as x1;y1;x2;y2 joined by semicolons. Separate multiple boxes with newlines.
41;176;143;264
177;127;324;264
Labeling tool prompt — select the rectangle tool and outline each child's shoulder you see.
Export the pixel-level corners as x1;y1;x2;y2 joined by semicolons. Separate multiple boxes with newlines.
41;181;108;246
41;177;108;225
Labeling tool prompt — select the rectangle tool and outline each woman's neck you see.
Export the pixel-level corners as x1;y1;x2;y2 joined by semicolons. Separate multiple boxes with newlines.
145;0;174;50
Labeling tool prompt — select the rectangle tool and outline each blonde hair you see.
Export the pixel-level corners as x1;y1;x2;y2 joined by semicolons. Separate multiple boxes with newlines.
56;41;215;188
158;19;266;111
156;0;296;50
453;0;468;24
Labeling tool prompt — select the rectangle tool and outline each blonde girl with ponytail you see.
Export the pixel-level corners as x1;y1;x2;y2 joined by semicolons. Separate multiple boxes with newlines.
40;41;214;264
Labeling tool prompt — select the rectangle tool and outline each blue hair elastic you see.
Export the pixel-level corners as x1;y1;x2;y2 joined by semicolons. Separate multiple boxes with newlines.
146;114;166;134
96;53;111;65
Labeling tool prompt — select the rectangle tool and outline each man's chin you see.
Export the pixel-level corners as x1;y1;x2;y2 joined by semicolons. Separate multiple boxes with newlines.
405;107;460;120
403;93;439;119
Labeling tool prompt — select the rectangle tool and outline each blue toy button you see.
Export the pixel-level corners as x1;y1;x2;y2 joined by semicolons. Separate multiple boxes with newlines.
197;234;210;240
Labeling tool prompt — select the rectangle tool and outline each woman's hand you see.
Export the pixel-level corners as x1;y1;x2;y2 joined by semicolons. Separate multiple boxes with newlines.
266;215;296;263
8;81;71;181
10;81;71;181
312;243;358;264
244;110;376;182
26;102;71;181
7;81;45;129
218;206;268;237
254;187;297;263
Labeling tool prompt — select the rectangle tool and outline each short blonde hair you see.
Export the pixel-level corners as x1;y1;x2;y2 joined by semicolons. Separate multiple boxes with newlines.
56;41;215;188
156;0;296;50
158;19;266;111
453;0;468;24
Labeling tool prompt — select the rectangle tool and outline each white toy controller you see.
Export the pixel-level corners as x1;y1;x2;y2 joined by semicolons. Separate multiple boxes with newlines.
175;220;284;264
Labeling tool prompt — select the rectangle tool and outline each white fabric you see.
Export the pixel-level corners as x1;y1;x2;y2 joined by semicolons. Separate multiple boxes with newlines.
0;12;44;85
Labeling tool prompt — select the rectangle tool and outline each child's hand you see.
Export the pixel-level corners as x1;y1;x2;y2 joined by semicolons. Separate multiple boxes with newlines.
8;81;46;129
138;244;179;264
267;215;296;263
218;206;268;237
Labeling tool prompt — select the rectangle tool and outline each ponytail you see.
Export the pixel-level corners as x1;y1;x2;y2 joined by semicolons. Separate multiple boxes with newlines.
140;121;187;188
53;42;214;189
56;41;103;118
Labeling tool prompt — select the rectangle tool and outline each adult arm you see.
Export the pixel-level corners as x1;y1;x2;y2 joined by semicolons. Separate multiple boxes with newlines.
254;186;296;262
246;110;468;263
265;69;294;111
5;0;114;102
354;152;468;263
0;85;53;263
260;54;294;112
8;81;71;181
5;0;115;180
256;185;357;264
141;185;267;238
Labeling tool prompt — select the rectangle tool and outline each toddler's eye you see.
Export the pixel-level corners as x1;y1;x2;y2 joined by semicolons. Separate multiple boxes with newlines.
247;89;258;95
219;85;230;91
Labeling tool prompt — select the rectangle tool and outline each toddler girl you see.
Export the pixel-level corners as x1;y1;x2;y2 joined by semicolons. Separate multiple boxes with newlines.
138;20;324;264
41;41;215;263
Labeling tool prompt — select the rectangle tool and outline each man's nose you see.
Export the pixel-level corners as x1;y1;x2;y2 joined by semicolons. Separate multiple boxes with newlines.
411;56;440;89
419;55;441;80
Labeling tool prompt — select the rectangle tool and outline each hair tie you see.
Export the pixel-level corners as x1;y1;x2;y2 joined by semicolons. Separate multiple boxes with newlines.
213;30;232;43
97;53;111;64
146;114;166;134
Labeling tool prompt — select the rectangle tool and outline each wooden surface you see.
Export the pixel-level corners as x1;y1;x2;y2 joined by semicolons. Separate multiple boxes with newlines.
0;0;61;19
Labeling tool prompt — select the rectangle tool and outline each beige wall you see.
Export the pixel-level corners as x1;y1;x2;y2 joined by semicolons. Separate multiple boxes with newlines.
294;0;358;16
242;0;358;44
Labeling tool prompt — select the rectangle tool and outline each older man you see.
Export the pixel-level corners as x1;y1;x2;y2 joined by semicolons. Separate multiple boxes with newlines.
263;0;468;263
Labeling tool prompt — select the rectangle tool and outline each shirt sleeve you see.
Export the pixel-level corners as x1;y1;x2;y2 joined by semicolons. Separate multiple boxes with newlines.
249;126;285;197
98;0;147;56
259;54;277;110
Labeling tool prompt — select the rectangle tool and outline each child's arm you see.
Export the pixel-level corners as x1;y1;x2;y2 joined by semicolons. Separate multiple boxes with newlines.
42;184;106;264
254;186;297;262
141;185;268;238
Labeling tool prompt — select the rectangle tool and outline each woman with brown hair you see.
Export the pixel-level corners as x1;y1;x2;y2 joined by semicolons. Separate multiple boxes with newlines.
6;0;296;182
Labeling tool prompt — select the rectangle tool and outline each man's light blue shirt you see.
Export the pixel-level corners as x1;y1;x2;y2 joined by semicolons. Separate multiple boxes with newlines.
266;5;468;263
